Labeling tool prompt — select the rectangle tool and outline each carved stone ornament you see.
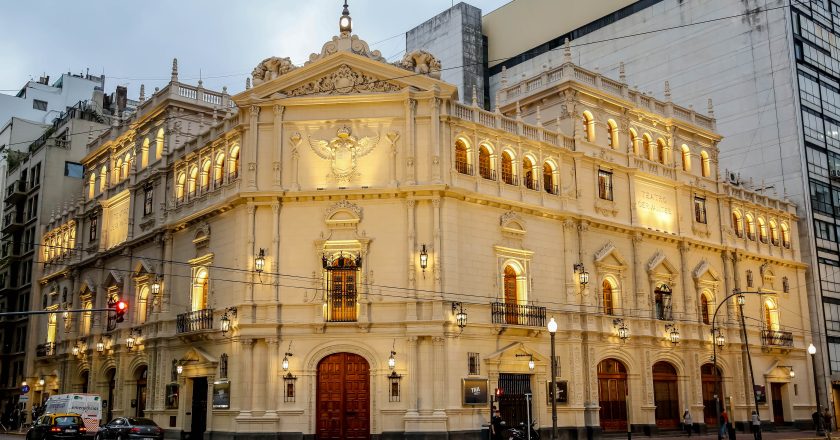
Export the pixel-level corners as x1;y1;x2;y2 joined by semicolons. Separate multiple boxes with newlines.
251;56;298;86
308;126;380;182
394;50;442;79
325;200;363;222
287;64;401;96
307;34;386;65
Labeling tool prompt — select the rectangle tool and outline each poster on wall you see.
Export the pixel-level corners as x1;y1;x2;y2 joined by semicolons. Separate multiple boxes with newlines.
754;384;767;404
546;381;568;404
462;378;489;405
165;383;179;410
212;380;230;409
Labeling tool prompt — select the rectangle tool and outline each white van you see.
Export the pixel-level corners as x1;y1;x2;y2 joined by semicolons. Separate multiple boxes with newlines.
44;394;102;434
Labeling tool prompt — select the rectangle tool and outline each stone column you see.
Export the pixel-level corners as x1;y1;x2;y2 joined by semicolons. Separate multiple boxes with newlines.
247;204;256;304
405;99;417;185
162;232;173;312
631;233;644;312
272;105;284;190
562;219;577;305
238;338;254;417
205;375;215;433
406;199;418;318
431;97;442;183
266;338;280;417
432;198;443;297
247;106;259;190
272;201;281;302
432;336;446;416
405;336;419;416
679;241;691;318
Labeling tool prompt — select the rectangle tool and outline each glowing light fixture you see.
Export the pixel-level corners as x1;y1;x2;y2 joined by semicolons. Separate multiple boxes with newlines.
255;248;266;273
419;244;429;272
339;0;352;34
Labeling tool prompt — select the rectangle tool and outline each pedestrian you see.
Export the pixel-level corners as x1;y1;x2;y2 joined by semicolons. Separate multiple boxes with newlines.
816;410;824;433
825;408;833;439
490;407;504;440
751;410;761;440
720;409;729;439
683;409;693;437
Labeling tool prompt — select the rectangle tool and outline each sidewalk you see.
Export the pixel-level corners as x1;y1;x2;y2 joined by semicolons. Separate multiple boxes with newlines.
648;432;832;440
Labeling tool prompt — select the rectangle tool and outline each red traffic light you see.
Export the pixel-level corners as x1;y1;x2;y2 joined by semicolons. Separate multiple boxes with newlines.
115;300;128;323
116;301;128;311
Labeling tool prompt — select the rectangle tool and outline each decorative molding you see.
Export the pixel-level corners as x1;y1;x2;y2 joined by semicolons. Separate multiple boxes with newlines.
307;35;386;65
325;200;363;229
500;211;526;236
251;57;298;86
287;65;401;96
394;50;441;79
308;126;380;182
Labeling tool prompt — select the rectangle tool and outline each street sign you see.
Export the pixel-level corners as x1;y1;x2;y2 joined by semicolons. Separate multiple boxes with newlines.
19;395;29;403
21;385;29;393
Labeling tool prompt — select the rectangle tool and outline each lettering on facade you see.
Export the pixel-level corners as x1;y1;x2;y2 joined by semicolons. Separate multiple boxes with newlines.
634;181;676;233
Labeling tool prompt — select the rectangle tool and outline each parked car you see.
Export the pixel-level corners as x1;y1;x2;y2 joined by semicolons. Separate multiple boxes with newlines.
94;418;163;440
27;413;87;440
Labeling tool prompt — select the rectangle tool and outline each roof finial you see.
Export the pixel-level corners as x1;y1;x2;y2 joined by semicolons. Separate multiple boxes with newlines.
664;81;671;101
339;0;352;35
171;58;178;82
619;62;626;83
707;98;715;118
563;38;572;63
472;84;478;107
139;84;145;103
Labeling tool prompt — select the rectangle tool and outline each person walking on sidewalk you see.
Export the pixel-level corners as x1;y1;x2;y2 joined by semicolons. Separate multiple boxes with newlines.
825;408;834;440
751;410;762;440
683;409;693;437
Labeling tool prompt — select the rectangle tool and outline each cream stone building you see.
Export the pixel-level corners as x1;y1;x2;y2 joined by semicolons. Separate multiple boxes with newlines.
28;11;813;440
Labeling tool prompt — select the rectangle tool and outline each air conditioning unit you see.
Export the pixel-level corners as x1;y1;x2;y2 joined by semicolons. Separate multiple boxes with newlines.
830;169;840;179
727;172;741;185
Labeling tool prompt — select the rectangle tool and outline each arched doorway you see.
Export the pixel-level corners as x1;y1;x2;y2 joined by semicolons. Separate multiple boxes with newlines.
80;371;89;394
653;361;680;429
317;353;370;439
135;366;147;417
105;368;116;422
597;358;628;431
701;364;723;427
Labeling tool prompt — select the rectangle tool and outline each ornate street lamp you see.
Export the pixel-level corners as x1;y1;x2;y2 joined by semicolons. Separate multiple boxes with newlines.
255;248;266;273
809;343;825;436
38;377;45;387
150;276;161;295
72;345;80;357
665;324;680;345
715;331;725;348
573;263;589;289
528;355;535;371
548;317;558;440
419;244;429;273
283;342;293;372
613;318;629;341
220;307;237;335
452;302;467;330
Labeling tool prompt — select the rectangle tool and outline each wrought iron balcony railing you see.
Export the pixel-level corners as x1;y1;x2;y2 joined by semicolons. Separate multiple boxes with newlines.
326;291;357;322
761;329;793;347
176;308;214;333
36;342;55;357
491;302;546;327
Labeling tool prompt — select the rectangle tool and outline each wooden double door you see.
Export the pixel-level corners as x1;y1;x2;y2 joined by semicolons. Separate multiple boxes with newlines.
653;362;680;429
317;353;370;439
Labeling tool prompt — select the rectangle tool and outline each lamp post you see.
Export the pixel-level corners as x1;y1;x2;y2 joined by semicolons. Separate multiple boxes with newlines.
809;343;825;436
547;317;558;440
736;290;762;434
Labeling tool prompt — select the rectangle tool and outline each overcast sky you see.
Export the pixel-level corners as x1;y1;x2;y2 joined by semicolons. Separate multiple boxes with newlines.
0;0;510;97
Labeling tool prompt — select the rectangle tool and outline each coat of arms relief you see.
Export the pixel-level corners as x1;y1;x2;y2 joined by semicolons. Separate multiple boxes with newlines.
308;126;380;183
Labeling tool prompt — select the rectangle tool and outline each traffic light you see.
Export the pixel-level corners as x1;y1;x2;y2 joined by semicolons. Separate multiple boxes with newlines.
115;300;128;323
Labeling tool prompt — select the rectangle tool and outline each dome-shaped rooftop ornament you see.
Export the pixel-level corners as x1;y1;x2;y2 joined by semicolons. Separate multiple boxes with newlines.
339;1;352;35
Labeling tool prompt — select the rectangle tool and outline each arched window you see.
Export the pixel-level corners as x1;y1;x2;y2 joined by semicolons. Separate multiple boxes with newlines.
122;153;131;179
501;151;514;184
155;128;165;160
188;166;198;196
523;156;536;190
503;265;520;325
543;162;556;194
100;165;108;192
764;298;780;331
229;145;240;179
732;210;744;238
582;111;595;142
81;300;92;336
745;214;756;241
701;150;711;177
455;139;471;174
602;279;615;315
200;159;211;191
191;268;209;311
214;152;226;185
781;223;791;248
115;158;124;181
657;138;667;164
88;174;96;199
607;119;619;149
137;286;149;325
643;134;654;161
478;145;493;179
176;172;186;201
758;217;768;243
769;221;779;246
141;138;150;169
655;284;672;320
681;145;691;172
700;294;711;325
47;312;57;345
629;128;639;155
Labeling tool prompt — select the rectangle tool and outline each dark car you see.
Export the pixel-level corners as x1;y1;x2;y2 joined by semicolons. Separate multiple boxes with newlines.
95;417;163;440
27;413;87;440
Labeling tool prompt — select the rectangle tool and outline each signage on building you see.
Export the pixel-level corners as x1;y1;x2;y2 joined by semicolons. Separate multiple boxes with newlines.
21;385;29;393
754;384;766;404
634;180;677;234
212;380;230;409
462;378;489;405
165;383;179;410
546;381;568;404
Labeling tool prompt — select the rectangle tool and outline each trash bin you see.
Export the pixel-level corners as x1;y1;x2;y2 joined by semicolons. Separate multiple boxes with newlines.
480;425;490;440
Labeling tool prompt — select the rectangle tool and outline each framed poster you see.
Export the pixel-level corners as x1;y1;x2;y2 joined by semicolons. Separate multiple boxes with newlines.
165;383;179;410
546;381;568;404
212;380;230;409
754;384;766;404
462;378;489;405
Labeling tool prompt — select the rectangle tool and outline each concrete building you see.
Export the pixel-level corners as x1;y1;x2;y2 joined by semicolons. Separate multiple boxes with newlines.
410;0;840;425
27;9;812;439
0;73;105;129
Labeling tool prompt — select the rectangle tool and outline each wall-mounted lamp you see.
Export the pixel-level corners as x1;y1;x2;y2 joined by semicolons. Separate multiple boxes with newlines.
665;324;680;345
515;353;535;371
573;263;589;288
780;365;795;378
388;340;397;370
38;377;45;387
452;302;467;330
176;363;184;375
72;345;80;357
282;342;293;372
150;276;162;296
126;328;141;351
419;244;429;274
255;248;266;273
220;307;237;335
613;318;629;341
96;339;105;353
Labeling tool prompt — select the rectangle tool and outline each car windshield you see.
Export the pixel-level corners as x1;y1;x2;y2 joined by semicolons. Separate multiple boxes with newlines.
55;416;82;426
127;418;157;426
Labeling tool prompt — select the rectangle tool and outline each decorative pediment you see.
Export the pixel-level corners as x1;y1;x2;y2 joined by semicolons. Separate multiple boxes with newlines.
483;341;545;363
647;250;678;275
133;258;155;277
594;241;627;268
325;200;362;229
307;33;386;65
287;64;402;97
500;211;526;236
692;260;720;282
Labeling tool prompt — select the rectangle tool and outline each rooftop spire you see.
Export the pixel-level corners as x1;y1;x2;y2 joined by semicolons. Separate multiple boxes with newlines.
170;58;178;82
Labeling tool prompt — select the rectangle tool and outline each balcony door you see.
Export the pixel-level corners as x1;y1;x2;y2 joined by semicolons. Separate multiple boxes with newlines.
326;256;358;322
503;266;518;325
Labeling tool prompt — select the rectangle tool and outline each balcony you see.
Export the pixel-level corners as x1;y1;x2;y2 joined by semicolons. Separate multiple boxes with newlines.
35;342;55;358
4;182;26;203
176;308;214;333
761;330;793;347
1;212;23;233
491;302;547;327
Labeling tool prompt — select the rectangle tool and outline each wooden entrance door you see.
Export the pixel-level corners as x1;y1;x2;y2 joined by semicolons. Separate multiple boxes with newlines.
598;359;628;432
190;377;208;437
317;353;370;439
701;364;723;427
653;361;680;429
135;366;147;417
771;382;785;424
